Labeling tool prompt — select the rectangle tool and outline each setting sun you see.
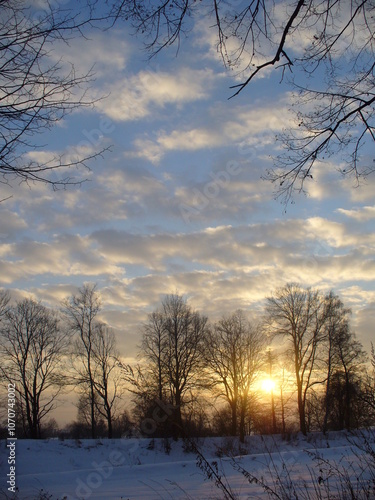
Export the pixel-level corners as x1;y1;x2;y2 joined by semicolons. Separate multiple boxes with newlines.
261;378;276;393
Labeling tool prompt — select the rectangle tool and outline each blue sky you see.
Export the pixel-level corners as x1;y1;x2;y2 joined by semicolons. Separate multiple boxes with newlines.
1;2;374;363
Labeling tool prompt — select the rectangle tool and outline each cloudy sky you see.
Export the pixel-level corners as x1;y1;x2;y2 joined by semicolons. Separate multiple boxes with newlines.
1;1;374;369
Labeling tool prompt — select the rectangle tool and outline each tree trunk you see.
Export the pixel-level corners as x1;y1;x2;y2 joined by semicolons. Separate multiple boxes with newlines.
323;342;333;434
231;400;237;437
323;376;331;434
173;390;183;439
239;400;246;443
107;409;113;439
281;391;286;435
297;383;307;435
271;390;277;434
344;370;351;430
90;384;97;439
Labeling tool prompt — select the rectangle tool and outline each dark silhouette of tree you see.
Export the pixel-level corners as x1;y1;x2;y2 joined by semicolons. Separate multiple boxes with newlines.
325;367;370;430
142;310;168;403
0;0;109;194
162;294;208;437
63;283;101;439
112;409;135;438
111;0;375;202
326;327;367;430
266;283;327;435
64;287;122;439
0;298;69;438
75;392;106;438
120;362;165;435
321;292;352;433
203;310;265;442
90;323;122;439
122;294;208;438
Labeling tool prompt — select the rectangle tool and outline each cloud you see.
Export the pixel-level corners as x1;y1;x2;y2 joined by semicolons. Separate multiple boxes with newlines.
4;163;169;233
0;234;125;283
0;210;28;240
131;100;291;163
88;218;373;284
305;217;357;248
0;215;366;291
192;16;276;82
96;67;216;122
337;206;375;221
50;30;130;78
174;165;274;226
2;215;374;357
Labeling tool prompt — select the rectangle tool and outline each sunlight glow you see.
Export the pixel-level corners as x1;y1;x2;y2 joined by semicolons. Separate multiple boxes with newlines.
261;378;276;393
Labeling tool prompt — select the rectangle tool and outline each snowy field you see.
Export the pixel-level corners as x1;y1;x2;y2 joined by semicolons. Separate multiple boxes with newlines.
1;431;375;499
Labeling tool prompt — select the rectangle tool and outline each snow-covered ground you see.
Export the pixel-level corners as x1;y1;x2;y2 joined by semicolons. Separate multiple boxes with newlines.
1;431;374;499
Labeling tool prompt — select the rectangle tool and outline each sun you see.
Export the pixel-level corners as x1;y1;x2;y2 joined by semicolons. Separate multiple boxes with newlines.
261;378;276;393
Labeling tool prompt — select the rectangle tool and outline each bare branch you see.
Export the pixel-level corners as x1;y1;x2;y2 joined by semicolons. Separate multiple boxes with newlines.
0;1;111;192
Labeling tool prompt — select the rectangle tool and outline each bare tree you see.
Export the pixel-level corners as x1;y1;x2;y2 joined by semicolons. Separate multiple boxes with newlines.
0;298;69;438
328;324;368;430
161;294;208;437
63;285;122;439
265;283;327;435
204;310;265;442
112;0;375;202
120;310;170;435
122;294;207;438
141;310;168;403
0;0;109;193
75;392;106;438
91;323;122;439
62;283;101;439
321;292;352;433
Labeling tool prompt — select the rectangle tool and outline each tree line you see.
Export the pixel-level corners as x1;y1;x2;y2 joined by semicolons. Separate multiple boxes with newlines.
0;283;374;441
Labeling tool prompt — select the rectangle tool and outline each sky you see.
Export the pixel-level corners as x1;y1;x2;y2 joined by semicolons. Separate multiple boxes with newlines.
1;0;374;370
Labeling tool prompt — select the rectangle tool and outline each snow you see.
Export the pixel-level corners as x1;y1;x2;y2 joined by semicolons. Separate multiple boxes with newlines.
1;431;374;499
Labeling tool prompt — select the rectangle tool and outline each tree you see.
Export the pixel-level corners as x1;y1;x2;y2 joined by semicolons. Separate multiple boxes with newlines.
141;310;168;403
74;392;106;438
120;310;172;437
90;323;122;439
112;409;134;438
326;325;368;430
112;0;375;202
362;343;375;413
265;283;327;435
63;285;123;439
122;294;207;438
162;294;207;435
0;298;69;438
321;292;352;433
0;0;108;193
265;348;277;435
62;283;101;439
204;310;265;442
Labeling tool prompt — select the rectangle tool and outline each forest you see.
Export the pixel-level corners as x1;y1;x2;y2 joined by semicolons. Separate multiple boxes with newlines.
1;283;374;442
